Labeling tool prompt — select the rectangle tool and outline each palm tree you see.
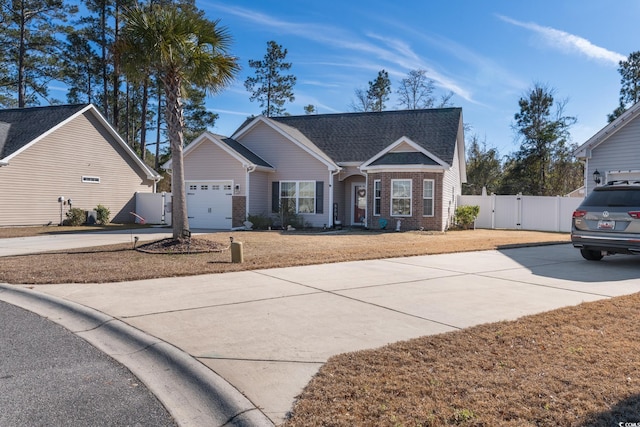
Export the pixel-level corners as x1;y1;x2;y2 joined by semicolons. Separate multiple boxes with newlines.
118;4;239;239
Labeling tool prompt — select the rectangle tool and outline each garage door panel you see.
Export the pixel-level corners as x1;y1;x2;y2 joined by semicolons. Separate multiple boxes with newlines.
186;181;232;229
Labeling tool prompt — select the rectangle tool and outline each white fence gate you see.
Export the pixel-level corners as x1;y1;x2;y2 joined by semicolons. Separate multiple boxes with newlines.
457;194;583;233
134;192;172;225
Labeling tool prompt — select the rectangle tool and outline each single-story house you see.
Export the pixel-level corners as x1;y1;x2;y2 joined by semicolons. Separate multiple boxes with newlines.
165;108;466;231
574;100;640;194
0;104;161;226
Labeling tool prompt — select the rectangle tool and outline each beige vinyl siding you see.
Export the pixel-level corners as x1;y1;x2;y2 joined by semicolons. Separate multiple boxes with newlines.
183;139;246;193
239;123;331;227
248;170;269;216
0;111;154;226
589;116;640;192
441;139;462;231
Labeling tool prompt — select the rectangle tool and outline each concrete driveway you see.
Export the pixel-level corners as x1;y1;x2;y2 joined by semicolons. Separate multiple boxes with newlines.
0;227;173;256
2;237;640;424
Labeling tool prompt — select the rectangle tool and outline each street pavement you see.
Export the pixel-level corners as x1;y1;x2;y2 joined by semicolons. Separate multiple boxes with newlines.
0;300;176;427
2;231;640;425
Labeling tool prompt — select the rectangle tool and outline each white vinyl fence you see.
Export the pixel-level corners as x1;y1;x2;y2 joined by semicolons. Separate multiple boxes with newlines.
134;192;172;225
457;194;583;232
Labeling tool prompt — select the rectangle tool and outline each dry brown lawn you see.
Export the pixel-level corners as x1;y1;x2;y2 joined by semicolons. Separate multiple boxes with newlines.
1;226;639;426
0;227;568;284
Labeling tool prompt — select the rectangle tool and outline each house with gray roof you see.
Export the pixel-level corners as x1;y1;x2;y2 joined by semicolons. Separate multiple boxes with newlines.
0;104;161;226
166;108;466;231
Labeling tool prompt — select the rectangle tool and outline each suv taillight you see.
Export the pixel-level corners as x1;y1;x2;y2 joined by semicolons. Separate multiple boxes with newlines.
629;211;640;219
573;210;587;218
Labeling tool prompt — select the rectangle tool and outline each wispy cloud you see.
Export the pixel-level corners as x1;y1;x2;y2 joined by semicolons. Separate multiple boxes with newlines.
299;79;341;88
206;2;474;102
210;108;253;117
497;15;626;66
368;34;473;101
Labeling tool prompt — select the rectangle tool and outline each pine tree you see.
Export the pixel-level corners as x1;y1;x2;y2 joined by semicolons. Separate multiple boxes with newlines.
608;51;640;122
367;70;391;112
503;83;578;196
0;0;78;106
244;40;296;117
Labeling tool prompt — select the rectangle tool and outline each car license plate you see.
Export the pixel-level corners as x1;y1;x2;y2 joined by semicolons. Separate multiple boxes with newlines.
598;220;615;229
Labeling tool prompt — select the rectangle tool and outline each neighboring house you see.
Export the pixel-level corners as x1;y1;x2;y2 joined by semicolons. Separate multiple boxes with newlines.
574;100;640;195
165;108;466;231
0;104;161;226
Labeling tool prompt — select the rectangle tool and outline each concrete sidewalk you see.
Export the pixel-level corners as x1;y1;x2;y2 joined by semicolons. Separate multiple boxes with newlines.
3;243;640;424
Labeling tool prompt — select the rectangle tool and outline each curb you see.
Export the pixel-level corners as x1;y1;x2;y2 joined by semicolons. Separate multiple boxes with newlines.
0;283;274;427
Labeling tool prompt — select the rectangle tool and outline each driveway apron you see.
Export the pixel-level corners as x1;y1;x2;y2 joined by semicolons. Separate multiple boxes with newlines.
4;243;640;423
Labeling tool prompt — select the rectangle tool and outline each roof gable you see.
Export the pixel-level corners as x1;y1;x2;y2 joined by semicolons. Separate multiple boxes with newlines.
267;108;462;165
574;100;640;159
361;136;449;170
232;116;339;170
0;104;160;179
0;104;87;161
165;131;273;170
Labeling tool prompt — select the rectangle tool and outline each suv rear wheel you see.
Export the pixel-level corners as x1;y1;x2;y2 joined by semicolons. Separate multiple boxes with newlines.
580;248;604;261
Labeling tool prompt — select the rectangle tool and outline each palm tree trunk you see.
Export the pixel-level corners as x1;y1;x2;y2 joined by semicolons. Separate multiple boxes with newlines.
163;73;189;240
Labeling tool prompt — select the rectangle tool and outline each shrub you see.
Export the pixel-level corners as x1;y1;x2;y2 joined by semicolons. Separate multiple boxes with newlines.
65;208;86;226
247;213;273;230
95;204;110;225
455;205;480;229
272;200;302;229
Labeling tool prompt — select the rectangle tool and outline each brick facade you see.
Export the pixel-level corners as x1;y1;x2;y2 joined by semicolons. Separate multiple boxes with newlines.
366;171;443;231
232;196;246;228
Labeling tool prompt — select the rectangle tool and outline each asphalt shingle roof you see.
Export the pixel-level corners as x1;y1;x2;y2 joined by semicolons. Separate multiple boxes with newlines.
268;108;462;165
217;135;273;168
0;104;88;160
370;151;440;166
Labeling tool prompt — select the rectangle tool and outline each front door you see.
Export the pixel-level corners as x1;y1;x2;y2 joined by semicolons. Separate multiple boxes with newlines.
352;183;366;226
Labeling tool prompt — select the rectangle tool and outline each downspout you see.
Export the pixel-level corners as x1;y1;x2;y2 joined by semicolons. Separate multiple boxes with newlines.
363;170;369;228
329;168;340;227
246;165;257;219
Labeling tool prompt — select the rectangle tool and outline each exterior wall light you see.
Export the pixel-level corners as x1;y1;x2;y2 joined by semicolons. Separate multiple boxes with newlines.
593;169;601;185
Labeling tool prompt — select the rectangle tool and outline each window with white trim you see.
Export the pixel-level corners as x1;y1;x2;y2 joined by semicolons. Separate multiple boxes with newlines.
391;179;412;216
373;180;381;216
82;176;100;184
280;181;316;214
423;179;434;216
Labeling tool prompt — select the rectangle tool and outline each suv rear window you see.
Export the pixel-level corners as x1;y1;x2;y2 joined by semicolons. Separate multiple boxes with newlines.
583;187;640;207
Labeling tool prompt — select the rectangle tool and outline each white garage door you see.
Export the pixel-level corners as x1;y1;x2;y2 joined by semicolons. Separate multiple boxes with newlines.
186;181;233;229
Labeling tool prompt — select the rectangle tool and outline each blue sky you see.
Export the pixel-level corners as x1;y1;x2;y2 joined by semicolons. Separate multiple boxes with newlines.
193;0;639;157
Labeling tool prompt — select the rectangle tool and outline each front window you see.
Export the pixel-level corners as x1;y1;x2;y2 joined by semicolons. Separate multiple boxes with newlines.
391;179;412;216
280;181;316;214
373;180;381;216
423;179;434;216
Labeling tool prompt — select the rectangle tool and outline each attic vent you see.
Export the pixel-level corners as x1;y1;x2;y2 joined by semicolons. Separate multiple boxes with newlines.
82;176;100;184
